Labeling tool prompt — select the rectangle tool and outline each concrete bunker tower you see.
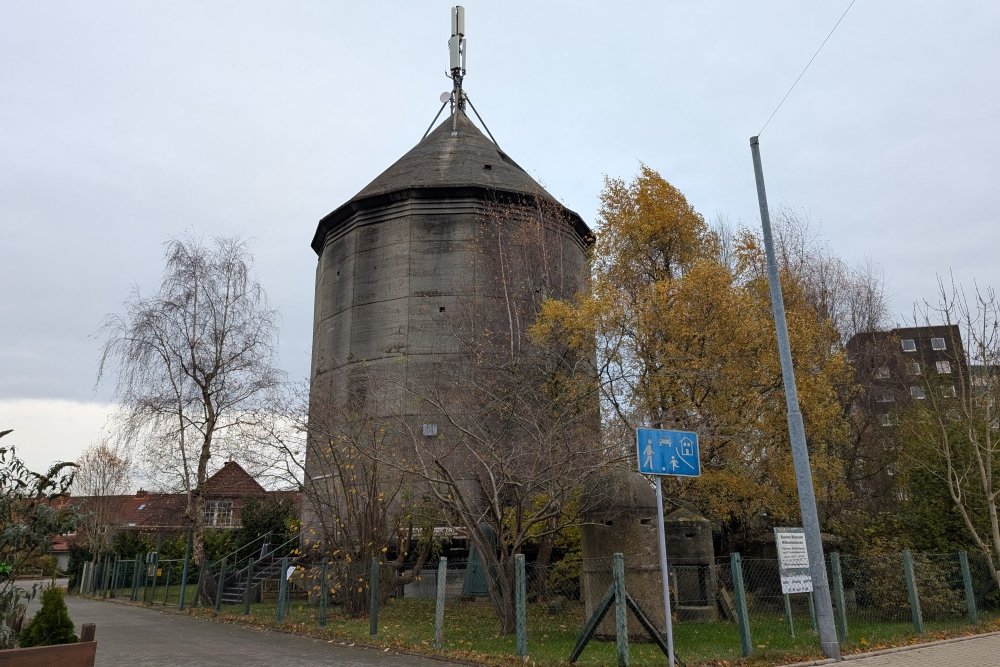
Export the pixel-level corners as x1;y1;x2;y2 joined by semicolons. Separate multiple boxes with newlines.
305;8;593;513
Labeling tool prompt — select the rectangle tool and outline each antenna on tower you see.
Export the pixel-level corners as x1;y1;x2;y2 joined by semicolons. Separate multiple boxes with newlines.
448;6;466;136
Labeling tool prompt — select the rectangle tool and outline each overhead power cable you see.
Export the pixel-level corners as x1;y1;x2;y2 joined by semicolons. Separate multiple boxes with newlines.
758;0;858;136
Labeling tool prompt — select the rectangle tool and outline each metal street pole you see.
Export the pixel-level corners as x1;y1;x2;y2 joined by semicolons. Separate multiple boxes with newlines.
653;477;676;667
749;135;840;661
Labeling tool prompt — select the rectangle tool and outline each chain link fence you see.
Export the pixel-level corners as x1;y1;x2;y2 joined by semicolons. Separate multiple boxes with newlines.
73;547;1000;665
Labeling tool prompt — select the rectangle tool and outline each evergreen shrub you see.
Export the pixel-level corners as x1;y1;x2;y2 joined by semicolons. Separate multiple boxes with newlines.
18;586;77;647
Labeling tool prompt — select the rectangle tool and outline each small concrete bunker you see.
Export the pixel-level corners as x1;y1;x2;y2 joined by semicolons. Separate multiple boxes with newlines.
664;506;717;622
580;470;664;639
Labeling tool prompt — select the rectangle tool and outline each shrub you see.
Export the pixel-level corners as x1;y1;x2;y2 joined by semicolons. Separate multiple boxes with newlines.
34;556;57;577
547;550;582;599
18;586;77;647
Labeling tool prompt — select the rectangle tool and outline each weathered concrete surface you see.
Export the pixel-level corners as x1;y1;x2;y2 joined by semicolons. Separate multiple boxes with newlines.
31;596;455;667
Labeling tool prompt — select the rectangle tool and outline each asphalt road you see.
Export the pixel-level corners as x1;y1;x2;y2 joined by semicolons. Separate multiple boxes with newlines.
31;593;454;667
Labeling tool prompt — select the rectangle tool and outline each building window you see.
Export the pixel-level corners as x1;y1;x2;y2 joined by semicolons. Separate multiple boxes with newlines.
910;386;926;399
879;414;892;427
876;389;894;403
931;337;947;350
936;360;952;374
422;423;438;437
901;339;917;352
875;366;890;380
942;385;957;398
908;362;921;376
205;500;234;527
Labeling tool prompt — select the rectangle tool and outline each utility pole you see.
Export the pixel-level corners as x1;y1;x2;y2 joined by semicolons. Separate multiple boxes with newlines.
749;135;840;661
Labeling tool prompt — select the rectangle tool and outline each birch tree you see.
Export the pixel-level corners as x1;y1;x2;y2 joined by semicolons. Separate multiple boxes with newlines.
72;440;132;555
97;234;284;564
902;279;1000;585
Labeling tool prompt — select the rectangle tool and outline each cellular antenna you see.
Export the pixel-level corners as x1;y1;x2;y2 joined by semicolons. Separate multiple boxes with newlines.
448;6;467;135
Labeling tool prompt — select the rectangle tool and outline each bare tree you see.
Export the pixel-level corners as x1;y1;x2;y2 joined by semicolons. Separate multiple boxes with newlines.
256;383;433;616
97;233;284;564
902;278;1000;586
72;440;132;555
371;197;612;633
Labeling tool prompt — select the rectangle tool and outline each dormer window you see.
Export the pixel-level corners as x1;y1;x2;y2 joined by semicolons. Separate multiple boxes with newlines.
901;339;917;352
931;338;946;350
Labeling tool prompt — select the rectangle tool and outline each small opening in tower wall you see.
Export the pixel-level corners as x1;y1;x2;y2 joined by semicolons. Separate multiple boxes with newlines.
483;164;492;170
640;518;651;525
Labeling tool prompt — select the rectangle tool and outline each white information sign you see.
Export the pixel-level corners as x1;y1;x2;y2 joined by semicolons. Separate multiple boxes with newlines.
774;527;813;594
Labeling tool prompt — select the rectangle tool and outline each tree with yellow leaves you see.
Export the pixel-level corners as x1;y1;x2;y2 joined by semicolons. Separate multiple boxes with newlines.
538;165;851;547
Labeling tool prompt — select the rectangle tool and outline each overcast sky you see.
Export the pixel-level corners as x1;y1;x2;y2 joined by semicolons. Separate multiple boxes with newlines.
2;1;998;472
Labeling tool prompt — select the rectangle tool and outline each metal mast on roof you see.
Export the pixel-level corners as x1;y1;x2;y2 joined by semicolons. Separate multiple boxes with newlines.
448;6;467;136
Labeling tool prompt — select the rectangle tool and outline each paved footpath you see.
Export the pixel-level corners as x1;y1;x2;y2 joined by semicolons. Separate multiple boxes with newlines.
782;631;1000;667
38;596;455;667
844;632;1000;666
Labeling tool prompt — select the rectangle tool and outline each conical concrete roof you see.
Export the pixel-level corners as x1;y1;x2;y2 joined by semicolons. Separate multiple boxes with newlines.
311;112;590;254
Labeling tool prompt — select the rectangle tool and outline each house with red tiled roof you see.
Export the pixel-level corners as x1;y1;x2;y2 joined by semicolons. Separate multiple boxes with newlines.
50;461;300;569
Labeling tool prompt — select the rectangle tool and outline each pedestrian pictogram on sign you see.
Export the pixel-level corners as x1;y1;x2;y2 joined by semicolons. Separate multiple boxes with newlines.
636;428;700;477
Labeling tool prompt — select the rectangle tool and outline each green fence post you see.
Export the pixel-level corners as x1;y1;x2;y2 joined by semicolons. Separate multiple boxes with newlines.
130;555;140;601
830;552;849;642
515;554;527;658
214;557;227;612
277;557;288;623
179;531;192;610
80;562;89;596
243;559;255;616
959;551;977;624
370;557;380;637
730;552;752;657
148;553;159;605
784;594;795;637
319;557;329;629
115;558;124;597
194;559;208;609
135;551;146;602
902;550;924;634
808;591;817;634
433;557;447;649
163;563;172;605
613;552;629;667
142;553;150;602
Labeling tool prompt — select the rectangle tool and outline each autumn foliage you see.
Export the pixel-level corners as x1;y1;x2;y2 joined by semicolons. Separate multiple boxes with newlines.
534;165;852;546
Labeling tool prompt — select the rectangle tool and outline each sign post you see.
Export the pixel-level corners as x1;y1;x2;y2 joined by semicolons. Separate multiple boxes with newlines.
774;527;813;594
636;428;700;667
774;527;813;638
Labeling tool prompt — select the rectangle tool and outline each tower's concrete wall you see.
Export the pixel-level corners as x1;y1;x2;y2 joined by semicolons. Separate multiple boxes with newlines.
304;193;590;521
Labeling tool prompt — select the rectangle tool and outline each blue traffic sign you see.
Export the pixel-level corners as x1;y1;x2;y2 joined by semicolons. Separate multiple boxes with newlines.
636;428;700;477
